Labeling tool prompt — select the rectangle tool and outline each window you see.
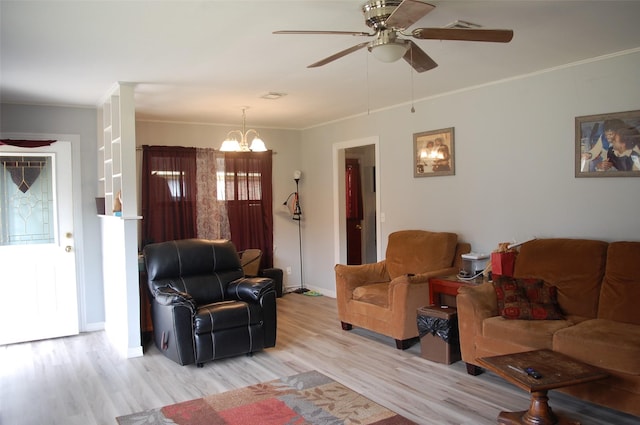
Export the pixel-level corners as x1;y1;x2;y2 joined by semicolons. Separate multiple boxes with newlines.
0;155;54;245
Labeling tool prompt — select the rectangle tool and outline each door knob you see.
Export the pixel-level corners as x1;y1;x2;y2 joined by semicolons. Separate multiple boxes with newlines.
65;246;72;253
356;224;362;230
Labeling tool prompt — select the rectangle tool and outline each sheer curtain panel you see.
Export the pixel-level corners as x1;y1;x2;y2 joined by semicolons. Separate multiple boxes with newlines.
196;148;231;240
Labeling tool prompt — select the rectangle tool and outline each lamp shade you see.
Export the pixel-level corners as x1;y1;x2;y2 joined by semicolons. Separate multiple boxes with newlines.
250;137;267;152
371;41;409;63
220;139;241;152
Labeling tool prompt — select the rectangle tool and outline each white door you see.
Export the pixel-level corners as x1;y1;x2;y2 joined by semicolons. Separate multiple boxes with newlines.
0;141;78;345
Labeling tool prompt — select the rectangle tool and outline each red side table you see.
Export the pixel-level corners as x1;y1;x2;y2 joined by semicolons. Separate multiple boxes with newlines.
428;274;487;307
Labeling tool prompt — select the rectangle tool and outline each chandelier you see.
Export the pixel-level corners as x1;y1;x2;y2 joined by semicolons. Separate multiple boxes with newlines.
220;108;267;152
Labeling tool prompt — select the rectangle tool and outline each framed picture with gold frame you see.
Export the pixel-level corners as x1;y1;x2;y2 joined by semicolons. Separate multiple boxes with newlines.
575;110;640;177
414;127;455;177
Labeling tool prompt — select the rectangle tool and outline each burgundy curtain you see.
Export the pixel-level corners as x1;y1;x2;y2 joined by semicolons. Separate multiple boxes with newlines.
0;141;55;194
223;151;274;268
0;139;55;148
141;145;197;246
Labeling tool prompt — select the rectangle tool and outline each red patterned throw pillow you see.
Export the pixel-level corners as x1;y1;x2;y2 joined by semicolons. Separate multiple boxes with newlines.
493;276;564;320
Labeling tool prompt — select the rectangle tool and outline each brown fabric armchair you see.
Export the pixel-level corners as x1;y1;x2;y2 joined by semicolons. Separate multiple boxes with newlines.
335;230;470;349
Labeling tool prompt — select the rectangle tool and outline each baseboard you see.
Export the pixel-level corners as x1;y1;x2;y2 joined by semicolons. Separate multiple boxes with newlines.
283;285;336;298
82;321;105;332
127;346;144;358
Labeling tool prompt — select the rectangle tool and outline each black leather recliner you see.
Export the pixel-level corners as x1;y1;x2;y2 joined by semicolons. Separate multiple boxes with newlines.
143;238;277;366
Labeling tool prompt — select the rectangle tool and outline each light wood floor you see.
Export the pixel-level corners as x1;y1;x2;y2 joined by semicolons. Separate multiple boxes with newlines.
1;294;636;425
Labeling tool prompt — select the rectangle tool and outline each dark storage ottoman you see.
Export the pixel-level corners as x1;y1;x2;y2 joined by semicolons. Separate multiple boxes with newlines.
417;305;461;364
261;267;284;297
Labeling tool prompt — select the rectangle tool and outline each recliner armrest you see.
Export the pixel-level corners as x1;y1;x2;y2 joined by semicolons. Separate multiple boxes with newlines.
154;286;197;312
227;277;275;302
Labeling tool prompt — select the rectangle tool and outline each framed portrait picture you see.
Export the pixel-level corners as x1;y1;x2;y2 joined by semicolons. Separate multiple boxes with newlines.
414;127;455;177
575;110;640;177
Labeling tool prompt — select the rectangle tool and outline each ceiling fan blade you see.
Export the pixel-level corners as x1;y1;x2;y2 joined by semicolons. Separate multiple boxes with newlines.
308;41;370;68
403;41;438;73
385;0;435;29
412;28;514;43
273;30;373;37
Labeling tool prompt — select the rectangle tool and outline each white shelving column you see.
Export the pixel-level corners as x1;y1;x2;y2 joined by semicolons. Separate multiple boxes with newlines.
98;83;143;358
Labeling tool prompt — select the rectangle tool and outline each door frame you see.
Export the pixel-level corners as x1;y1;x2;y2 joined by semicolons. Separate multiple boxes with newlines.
332;136;381;266
1;132;86;333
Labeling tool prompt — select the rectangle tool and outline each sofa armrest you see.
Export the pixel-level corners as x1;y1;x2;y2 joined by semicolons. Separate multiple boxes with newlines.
456;282;499;365
227;276;275;303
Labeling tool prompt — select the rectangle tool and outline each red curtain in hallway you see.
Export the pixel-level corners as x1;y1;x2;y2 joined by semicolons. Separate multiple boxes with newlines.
345;158;363;220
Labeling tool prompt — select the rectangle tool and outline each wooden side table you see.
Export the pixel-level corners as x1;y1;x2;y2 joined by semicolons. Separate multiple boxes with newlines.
429;274;487;306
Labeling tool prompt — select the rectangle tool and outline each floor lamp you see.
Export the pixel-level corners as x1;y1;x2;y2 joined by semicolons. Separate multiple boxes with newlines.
284;170;307;294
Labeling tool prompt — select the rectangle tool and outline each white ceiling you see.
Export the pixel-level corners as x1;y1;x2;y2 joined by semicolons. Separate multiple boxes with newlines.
2;1;640;130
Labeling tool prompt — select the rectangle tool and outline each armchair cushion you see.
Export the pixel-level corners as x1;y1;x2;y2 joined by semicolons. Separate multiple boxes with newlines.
385;230;458;279
353;282;390;307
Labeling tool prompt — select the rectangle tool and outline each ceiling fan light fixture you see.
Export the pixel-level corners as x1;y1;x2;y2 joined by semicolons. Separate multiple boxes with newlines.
369;39;409;63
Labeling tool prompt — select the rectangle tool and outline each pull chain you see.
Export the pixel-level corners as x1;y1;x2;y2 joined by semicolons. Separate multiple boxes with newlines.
366;51;371;115
410;46;415;113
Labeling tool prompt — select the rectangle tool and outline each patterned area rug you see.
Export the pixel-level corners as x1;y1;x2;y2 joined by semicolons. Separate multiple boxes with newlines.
116;370;416;425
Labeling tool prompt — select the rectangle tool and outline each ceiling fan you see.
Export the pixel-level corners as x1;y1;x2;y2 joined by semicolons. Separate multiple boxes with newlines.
273;0;513;73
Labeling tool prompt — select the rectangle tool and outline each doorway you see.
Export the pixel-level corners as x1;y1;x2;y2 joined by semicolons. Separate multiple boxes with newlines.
333;137;380;267
0;140;79;345
345;158;363;264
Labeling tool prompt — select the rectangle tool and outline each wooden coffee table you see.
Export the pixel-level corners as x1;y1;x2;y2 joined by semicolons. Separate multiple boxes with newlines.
477;349;608;425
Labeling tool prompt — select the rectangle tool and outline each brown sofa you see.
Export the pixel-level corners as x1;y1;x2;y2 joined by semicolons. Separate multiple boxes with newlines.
335;230;470;349
457;238;640;416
